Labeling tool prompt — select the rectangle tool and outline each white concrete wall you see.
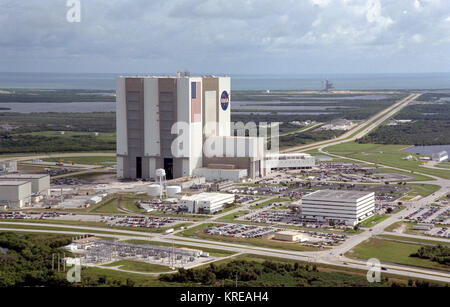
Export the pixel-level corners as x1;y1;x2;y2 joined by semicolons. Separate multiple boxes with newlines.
189;78;204;175
116;156;124;178
204;91;217;137
143;78;160;156
116;77;128;155
218;77;231;136
0;182;31;203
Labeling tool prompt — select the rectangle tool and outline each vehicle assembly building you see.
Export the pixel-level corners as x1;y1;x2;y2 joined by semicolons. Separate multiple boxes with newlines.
301;190;375;226
116;74;267;181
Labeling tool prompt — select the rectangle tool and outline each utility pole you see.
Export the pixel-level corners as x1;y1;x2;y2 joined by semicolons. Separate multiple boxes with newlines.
235;273;238;287
52;253;55;270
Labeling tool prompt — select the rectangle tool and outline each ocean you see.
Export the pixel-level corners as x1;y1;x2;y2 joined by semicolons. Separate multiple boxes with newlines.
0;72;449;91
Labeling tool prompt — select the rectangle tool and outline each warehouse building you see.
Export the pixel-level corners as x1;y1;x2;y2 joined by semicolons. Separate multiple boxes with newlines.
301;190;375;226
115;74;267;181
0;160;17;174
432;151;448;162
265;153;315;171
179;192;235;214
0;181;32;209
273;231;307;242
0;174;51;197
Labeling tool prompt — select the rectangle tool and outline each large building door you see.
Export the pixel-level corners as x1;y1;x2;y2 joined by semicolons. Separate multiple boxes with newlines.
164;158;173;180
136;157;142;179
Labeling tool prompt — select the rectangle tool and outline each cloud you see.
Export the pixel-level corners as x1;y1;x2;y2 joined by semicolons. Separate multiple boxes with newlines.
0;0;448;74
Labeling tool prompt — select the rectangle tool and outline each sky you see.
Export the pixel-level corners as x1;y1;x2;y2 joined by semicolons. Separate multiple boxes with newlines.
1;0;449;74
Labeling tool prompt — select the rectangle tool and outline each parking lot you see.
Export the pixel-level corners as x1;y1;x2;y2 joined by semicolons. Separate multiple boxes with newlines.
405;205;450;225
203;224;347;246
103;215;186;229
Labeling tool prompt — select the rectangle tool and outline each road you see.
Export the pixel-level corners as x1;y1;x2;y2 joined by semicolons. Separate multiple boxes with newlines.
282;93;420;153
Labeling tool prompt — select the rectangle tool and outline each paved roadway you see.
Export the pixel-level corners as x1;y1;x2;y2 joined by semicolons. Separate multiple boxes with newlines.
282;93;420;153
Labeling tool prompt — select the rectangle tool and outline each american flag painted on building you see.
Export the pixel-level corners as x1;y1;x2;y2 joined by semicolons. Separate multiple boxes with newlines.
191;81;202;122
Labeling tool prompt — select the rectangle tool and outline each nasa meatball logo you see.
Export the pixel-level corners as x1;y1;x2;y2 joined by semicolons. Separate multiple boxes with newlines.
220;91;230;111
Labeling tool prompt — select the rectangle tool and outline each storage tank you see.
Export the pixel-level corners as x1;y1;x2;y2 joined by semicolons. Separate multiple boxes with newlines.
166;185;181;197
147;184;161;197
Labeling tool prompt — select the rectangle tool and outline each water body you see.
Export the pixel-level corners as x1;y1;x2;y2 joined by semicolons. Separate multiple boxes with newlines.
233;105;352;111
231;111;334;115
1;72;449;90
403;145;450;155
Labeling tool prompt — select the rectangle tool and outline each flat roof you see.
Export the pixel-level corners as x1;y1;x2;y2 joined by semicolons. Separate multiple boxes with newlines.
181;192;235;202
276;231;302;236
303;189;374;201
0;174;49;179
0;180;30;186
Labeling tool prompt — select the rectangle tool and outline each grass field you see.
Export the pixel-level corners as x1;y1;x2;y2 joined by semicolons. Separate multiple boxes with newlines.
346;237;449;272
359;214;389;228
0;222;147;237
326;142;450;179
378;234;450;246
24;131;116;140
217;210;249;221
436;162;450;169
43;156;116;165
0;217;189;234
404;183;441;199
249;197;291;210
102;260;174;273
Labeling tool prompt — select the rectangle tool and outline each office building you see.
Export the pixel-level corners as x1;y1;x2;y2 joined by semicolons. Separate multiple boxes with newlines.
179;192;235;214
265;153;315;172
301;190;375;226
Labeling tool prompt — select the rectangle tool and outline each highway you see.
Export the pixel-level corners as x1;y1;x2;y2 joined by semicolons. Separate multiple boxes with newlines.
282;93;420;153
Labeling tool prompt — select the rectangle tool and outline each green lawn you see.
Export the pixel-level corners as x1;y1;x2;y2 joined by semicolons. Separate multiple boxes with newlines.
249;197;291;210
436;162;450;169
404;184;441;199
359;214;389;228
326;142;450;180
43;156;116;165
25;130;116;141
346;238;449;272
378;234;450;246
102;260;174;273
217;210;249;221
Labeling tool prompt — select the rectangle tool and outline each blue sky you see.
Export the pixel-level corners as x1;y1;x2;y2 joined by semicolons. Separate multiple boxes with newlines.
1;0;449;74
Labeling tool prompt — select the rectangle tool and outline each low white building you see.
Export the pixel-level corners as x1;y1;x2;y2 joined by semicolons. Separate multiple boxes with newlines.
179;192;235;214
193;168;247;182
0;174;51;197
301;190;375;226
0;160;17;174
0;181;32;209
432;151;448;162
265;153;315;172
